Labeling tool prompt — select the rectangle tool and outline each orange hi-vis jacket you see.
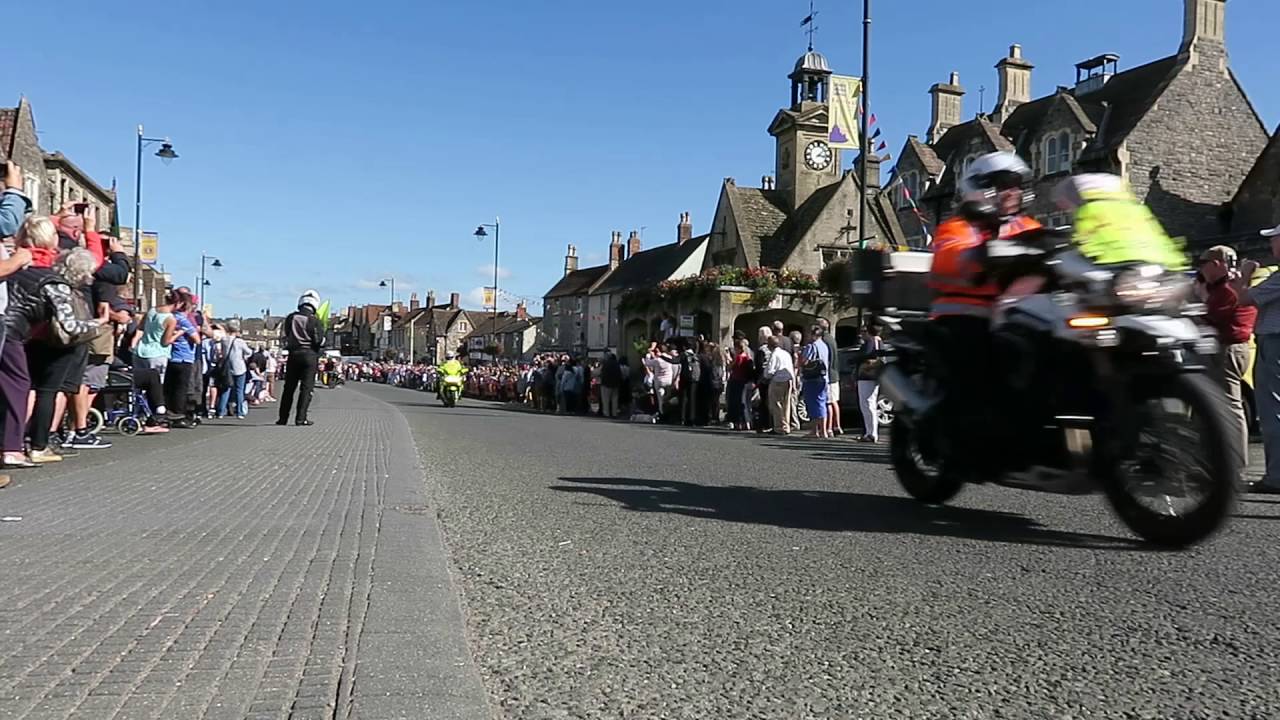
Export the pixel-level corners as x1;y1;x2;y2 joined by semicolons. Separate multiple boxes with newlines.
929;214;1042;319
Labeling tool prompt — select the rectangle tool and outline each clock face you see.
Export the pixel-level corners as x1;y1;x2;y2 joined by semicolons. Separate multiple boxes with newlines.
804;140;833;171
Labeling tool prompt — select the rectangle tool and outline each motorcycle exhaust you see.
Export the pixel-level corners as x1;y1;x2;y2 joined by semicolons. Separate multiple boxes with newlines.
879;366;937;414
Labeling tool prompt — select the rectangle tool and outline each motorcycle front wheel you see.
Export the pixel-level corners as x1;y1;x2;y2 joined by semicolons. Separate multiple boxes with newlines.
1101;373;1236;548
890;413;965;504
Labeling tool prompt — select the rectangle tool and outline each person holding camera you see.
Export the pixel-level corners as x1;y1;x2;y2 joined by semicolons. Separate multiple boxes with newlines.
1198;246;1257;480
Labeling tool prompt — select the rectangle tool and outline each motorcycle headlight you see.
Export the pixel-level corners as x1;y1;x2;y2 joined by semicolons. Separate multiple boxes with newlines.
1112;265;1190;311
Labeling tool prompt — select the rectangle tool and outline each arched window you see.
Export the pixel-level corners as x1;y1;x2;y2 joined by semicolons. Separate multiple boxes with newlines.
1046;132;1072;174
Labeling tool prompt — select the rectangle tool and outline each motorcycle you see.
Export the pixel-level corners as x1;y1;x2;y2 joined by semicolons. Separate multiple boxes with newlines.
440;372;465;408
880;229;1236;548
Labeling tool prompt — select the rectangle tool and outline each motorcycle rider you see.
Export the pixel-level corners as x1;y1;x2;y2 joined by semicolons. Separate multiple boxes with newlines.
927;152;1041;469
1052;173;1188;271
276;290;325;426
437;351;466;401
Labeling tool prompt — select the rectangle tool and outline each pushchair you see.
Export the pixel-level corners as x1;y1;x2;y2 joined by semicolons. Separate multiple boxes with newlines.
98;366;154;436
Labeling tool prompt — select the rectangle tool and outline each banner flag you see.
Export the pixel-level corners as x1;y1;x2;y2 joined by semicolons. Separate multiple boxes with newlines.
139;232;159;265
482;287;496;309
827;75;861;149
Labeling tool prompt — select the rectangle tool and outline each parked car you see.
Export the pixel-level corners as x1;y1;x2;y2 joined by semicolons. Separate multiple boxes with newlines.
836;344;893;431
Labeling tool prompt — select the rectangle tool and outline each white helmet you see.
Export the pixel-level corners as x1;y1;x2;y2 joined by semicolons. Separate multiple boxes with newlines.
958;152;1034;219
298;289;321;311
445;351;456;360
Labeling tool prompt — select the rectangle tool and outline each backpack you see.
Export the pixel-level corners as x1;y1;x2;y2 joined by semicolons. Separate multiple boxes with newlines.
685;352;701;383
38;278;101;348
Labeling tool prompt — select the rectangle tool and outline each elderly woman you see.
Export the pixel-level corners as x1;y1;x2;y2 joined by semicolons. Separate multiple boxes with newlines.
216;319;253;418
9;223;102;463
800;324;832;438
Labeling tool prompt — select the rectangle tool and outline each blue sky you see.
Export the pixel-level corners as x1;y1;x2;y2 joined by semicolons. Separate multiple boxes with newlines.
11;0;1279;318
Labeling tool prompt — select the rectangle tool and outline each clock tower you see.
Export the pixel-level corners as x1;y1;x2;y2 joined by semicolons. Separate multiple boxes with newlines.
769;49;842;211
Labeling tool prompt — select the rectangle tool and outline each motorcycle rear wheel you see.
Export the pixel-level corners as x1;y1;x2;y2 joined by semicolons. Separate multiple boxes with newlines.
1101;373;1236;548
890;414;965;504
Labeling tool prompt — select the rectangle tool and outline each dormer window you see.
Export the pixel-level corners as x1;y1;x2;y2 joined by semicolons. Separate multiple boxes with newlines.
898;171;920;209
1045;131;1072;175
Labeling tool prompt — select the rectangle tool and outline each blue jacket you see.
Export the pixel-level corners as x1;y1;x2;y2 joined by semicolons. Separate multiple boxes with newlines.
0;189;31;238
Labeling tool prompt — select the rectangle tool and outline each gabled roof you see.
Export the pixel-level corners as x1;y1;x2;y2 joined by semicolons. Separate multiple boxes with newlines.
905;136;945;178
464;313;542;340
1232;125;1280;208
431;307;470;333
923;117;1015;200
1002;55;1181;158
0;108;16;157
544;264;610;299
761;181;844;268
392;307;431;330
592;236;709;295
727;185;789;268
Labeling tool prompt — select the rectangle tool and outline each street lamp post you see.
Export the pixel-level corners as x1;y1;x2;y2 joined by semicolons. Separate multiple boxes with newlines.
378;278;395;354
132;125;178;306
474;218;500;360
199;254;222;313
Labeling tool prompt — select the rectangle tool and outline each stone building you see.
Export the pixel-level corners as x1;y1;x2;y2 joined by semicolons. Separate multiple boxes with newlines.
542;245;612;354
586;217;708;357
1216;126;1280;259
42;152;115;231
705;50;903;271
891;0;1269;243
0;98;46;213
463;304;542;362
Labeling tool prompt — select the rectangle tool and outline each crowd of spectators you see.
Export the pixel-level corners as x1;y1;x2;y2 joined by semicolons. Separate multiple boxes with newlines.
340;318;886;441
0;162;283;487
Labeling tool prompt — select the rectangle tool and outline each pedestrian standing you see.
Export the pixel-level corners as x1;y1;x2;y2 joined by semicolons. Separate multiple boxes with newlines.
753;327;773;433
218;320;254;418
819;318;843;435
726;335;753;430
164;290;201;429
600;350;622;419
277;290;325;426
1198;246;1257;479
764;334;795;435
856;323;885;443
800;325;831;438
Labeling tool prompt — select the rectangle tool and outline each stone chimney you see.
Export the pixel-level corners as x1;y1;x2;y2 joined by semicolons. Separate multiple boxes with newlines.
426;290;436;308
927;72;965;144
627;230;642;258
449;292;460;309
993;45;1034;123
856;154;882;192
677;212;693;245
516;302;528;320
1180;0;1226;63
409;292;419;311
608;231;624;270
564;244;579;276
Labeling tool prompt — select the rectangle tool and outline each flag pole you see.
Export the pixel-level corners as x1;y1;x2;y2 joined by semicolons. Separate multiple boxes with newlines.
857;0;871;249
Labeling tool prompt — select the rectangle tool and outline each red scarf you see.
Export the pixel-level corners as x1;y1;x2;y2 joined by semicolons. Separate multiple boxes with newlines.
29;247;57;268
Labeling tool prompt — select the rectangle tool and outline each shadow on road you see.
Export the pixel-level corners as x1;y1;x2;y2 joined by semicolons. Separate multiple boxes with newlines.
758;440;891;466
552;476;1145;551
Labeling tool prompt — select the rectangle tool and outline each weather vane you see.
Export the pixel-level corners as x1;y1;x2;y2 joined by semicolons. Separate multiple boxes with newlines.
801;0;819;51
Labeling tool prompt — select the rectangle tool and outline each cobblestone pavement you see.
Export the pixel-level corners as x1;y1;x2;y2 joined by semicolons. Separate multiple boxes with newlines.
0;389;488;720
364;383;1280;720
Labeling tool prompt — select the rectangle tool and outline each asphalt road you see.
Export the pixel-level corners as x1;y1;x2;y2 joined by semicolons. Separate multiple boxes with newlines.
358;382;1280;720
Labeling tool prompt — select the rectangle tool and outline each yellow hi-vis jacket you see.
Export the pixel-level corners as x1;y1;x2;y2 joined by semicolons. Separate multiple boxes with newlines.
1072;188;1188;271
438;360;465;377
